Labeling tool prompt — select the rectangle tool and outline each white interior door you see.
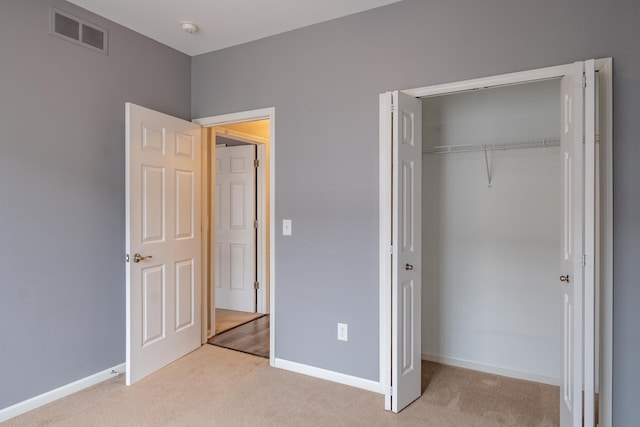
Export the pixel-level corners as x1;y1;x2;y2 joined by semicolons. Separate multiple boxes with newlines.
125;103;202;385
559;60;596;426
214;145;257;313
391;90;422;412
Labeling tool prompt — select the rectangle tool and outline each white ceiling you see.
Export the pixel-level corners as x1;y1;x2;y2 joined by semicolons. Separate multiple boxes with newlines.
67;0;402;56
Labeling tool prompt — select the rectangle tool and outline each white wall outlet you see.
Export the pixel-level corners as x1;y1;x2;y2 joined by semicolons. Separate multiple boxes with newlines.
337;323;348;341
283;219;292;236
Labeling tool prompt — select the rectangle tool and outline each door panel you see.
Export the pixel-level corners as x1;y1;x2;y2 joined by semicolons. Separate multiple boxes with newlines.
126;103;201;385
142;265;165;345
175;170;195;239
175;259;195;331
391;90;422;412
559;62;585;427
231;182;247;228
214;145;257;313
142;166;164;242
400;279;416;374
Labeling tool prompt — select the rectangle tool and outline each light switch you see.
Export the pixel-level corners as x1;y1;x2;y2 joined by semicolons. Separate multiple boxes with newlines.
283;219;292;236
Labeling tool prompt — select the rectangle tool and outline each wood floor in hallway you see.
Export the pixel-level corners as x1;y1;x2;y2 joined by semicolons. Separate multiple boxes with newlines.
209;314;269;358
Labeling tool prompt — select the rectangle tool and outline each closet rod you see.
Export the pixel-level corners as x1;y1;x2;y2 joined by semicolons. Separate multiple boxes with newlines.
424;137;561;154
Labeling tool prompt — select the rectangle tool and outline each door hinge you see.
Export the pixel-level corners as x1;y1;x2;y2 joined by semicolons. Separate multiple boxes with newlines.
582;74;587;88
254;159;260;168
389;386;393;396
389;245;394;254
254;281;260;290
582;254;587;266
254;220;259;229
125;254;130;263
389;104;397;114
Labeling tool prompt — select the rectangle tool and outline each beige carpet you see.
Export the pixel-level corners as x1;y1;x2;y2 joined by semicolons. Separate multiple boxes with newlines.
215;308;264;334
4;346;559;426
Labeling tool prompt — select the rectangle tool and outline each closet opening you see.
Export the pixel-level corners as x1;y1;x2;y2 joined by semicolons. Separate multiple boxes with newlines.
421;78;564;387
421;74;606;426
380;59;613;425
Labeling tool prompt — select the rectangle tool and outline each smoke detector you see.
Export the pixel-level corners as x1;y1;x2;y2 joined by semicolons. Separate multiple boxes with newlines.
180;21;199;34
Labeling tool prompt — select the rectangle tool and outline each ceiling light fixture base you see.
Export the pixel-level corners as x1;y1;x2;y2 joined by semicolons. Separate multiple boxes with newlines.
180;21;199;34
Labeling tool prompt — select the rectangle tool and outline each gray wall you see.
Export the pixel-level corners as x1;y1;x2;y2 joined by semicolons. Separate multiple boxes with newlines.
192;0;640;423
0;0;190;408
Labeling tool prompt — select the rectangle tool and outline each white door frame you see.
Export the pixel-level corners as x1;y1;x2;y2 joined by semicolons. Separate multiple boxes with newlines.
379;59;613;424
194;108;276;367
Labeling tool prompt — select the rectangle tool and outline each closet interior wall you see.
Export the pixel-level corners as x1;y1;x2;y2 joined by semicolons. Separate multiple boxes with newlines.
421;79;563;384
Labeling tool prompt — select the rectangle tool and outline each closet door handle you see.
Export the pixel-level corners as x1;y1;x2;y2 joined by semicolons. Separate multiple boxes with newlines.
405;264;414;271
559;275;570;283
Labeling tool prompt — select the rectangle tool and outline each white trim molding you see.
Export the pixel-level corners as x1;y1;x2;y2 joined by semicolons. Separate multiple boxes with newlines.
274;358;383;394
403;58;611;99
0;363;125;423
596;57;613;427
404;65;571;98
378;92;393;411
422;354;560;387
193;107;274;127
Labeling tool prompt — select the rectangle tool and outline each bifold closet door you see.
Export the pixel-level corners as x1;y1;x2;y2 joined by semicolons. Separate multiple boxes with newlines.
390;90;422;413
559;60;596;427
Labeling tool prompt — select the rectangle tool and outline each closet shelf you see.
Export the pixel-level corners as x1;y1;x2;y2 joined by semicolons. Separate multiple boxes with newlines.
424;137;561;154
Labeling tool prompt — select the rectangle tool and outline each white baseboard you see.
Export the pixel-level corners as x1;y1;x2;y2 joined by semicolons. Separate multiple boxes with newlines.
0;363;126;423
274;358;383;394
422;353;560;386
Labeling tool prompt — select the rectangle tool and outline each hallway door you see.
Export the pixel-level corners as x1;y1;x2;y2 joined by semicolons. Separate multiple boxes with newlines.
214;145;257;313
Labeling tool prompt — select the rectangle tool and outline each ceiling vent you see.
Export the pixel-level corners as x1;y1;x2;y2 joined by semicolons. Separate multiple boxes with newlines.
50;7;108;55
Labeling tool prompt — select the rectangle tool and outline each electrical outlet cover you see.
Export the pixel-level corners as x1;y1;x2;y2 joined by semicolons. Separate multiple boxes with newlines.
337;323;348;341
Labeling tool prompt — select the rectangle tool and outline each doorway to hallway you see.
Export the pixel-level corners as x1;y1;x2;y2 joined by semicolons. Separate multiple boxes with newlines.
195;114;274;364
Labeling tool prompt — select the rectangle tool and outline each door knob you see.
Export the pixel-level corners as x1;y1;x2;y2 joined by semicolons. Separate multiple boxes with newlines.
405;263;414;271
559;275;570;283
133;253;152;263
